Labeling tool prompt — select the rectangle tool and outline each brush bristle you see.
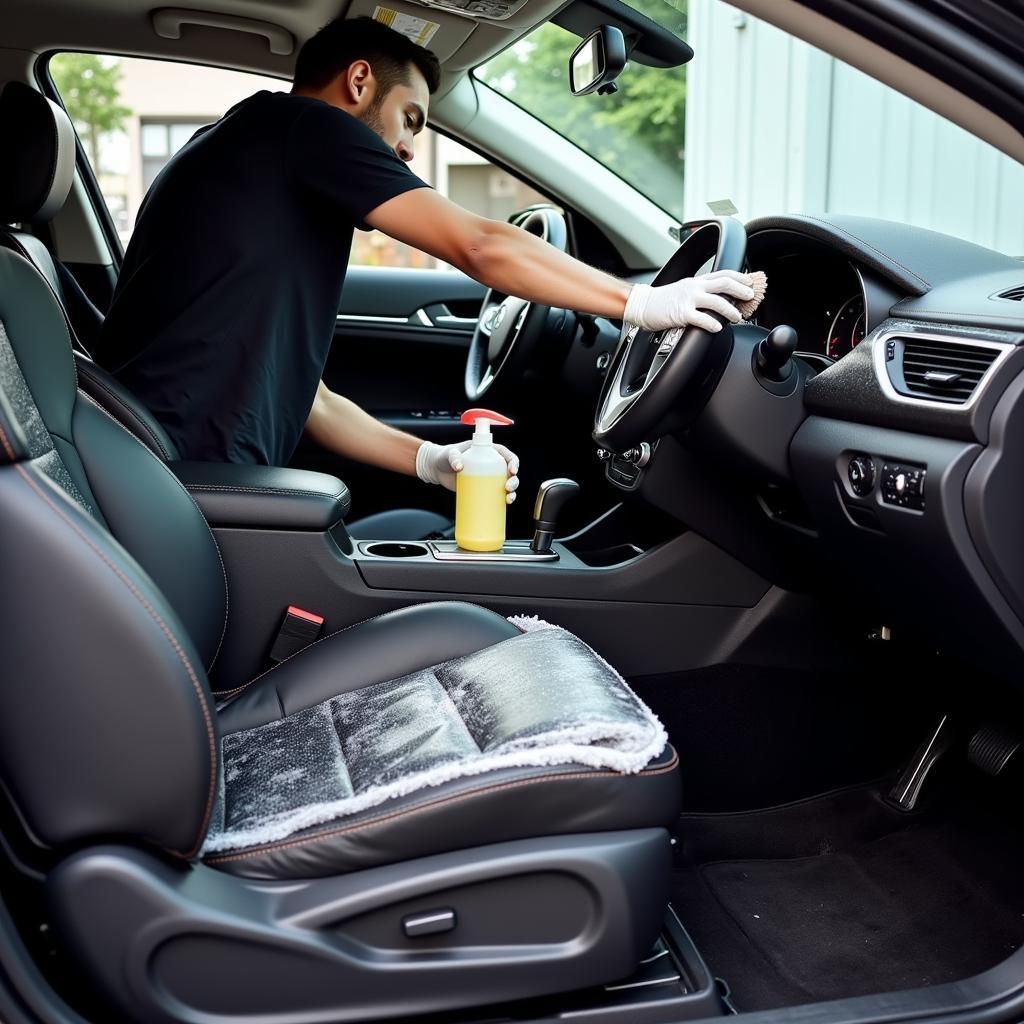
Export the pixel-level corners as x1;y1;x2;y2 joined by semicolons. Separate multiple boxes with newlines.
736;270;768;320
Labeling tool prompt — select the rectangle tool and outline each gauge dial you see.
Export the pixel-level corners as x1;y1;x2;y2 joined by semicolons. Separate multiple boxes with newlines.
826;294;866;359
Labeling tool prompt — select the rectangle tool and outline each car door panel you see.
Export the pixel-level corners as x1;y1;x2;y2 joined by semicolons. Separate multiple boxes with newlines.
326;266;485;423
290;266;489;522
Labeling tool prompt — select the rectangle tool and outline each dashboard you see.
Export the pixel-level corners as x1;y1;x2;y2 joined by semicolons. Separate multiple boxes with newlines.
746;242;870;362
613;214;1024;685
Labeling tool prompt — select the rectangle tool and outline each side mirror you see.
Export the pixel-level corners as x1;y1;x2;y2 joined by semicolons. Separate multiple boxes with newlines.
569;25;627;96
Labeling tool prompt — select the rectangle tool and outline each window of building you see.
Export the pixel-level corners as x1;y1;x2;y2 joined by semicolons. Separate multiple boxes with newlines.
140;120;209;190
48;53;550;268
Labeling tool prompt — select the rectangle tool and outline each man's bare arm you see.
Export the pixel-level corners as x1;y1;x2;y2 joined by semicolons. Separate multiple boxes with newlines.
366;189;632;318
304;381;520;499
304;380;420;474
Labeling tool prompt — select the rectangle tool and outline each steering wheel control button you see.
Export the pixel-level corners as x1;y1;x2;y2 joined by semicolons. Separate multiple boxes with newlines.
403;909;456;938
847;455;875;496
880;462;926;510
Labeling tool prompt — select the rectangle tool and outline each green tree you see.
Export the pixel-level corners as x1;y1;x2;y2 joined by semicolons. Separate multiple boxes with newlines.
478;19;687;218
50;53;131;173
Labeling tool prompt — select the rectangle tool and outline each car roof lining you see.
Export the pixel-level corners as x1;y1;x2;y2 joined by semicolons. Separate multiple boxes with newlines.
1;0;576;99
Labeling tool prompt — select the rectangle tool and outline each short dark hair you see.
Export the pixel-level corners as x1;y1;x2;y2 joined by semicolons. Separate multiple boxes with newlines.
293;16;441;95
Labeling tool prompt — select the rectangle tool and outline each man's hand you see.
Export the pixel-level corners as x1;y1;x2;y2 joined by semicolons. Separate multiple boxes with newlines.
416;440;520;504
624;271;756;333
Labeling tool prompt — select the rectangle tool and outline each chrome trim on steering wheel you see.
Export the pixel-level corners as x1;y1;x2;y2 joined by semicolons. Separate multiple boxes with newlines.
595;326;641;433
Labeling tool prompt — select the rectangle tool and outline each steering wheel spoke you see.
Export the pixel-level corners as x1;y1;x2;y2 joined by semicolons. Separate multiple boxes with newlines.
593;217;748;451
478;302;503;338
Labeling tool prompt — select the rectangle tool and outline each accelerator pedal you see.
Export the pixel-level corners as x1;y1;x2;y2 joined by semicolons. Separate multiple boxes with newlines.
968;724;1022;777
887;714;956;812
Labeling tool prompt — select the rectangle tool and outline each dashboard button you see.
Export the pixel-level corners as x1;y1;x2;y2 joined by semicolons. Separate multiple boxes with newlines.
881;461;926;510
847;455;875;496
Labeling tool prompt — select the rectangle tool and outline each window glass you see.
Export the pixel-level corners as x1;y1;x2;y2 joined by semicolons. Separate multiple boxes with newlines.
477;0;1024;254
139;123;167;157
477;21;686;220
49;53;550;267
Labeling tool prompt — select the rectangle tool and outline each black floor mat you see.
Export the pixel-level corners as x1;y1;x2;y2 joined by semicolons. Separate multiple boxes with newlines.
672;784;1024;1011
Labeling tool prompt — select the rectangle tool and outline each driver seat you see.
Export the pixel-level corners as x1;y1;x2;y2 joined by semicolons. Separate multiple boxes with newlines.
0;243;679;1019
0;80;453;542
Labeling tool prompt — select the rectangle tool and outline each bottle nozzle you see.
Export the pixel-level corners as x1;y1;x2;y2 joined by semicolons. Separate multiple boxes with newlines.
461;408;513;444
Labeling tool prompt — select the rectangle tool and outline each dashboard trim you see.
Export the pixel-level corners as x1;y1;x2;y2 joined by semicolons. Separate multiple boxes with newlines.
872;325;1015;413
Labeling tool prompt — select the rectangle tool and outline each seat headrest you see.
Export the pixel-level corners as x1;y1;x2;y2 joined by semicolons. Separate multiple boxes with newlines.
0;81;76;225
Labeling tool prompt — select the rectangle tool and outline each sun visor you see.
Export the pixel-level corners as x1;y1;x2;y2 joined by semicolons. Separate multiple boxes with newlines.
344;0;476;61
554;0;693;68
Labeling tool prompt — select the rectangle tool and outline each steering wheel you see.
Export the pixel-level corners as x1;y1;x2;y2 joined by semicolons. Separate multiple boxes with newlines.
465;207;568;402
592;217;747;452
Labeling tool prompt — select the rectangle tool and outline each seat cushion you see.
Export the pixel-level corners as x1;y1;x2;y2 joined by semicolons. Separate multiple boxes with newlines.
346;507;454;540
216;602;520;734
207;603;680;879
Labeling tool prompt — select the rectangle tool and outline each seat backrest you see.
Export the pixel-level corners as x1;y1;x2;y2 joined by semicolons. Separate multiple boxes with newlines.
0;247;221;858
0;80;180;461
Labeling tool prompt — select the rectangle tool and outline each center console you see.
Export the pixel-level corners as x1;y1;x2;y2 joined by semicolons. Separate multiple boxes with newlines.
168;460;771;706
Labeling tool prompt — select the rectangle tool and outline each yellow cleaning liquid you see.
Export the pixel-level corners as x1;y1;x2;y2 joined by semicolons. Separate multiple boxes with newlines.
455;472;507;551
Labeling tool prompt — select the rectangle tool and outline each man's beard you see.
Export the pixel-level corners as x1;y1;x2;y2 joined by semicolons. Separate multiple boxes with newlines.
358;95;387;138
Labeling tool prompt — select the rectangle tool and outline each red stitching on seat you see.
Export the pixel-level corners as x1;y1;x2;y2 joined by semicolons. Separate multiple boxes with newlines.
77;391;230;672
11;459;218;858
0;422;16;461
204;750;679;865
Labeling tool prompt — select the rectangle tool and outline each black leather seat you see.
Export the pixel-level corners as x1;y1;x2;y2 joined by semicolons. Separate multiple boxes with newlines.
0;80;455;541
0;241;679;1018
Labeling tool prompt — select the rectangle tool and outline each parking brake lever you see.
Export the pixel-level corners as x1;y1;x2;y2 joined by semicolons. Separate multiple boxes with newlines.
531;478;580;554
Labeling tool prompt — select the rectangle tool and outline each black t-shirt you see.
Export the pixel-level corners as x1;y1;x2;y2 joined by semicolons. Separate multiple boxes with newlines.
94;91;428;465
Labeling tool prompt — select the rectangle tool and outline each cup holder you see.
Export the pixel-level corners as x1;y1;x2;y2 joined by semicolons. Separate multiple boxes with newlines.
363;541;429;558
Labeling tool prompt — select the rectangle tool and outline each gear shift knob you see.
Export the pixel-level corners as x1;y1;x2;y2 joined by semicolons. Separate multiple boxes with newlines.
531;478;580;554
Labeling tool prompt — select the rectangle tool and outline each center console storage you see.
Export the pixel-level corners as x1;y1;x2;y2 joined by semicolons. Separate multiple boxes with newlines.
171;461;351;530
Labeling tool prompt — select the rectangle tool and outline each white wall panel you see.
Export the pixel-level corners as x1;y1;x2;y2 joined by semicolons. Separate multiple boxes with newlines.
684;1;1024;256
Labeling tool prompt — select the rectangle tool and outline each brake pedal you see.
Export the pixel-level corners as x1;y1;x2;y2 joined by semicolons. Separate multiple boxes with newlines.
968;724;1022;777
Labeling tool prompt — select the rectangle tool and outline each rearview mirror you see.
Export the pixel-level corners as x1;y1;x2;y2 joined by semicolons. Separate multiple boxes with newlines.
569;25;627;96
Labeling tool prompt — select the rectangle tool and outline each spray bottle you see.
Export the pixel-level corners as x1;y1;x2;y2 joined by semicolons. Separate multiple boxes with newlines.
455;408;514;552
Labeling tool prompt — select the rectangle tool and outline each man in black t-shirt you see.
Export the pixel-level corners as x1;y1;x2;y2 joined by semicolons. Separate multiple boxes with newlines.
96;16;754;507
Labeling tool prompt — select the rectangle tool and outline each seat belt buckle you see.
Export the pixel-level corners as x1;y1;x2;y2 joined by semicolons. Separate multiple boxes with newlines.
269;605;325;663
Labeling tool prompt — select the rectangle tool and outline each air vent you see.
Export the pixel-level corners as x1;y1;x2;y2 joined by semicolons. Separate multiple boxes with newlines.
892;337;1001;404
995;285;1024;301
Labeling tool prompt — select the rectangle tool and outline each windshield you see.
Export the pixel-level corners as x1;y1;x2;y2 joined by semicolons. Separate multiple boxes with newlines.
476;1;1024;256
477;19;687;220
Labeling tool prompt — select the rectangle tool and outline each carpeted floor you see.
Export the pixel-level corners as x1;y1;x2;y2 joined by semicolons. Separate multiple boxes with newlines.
671;783;1024;1011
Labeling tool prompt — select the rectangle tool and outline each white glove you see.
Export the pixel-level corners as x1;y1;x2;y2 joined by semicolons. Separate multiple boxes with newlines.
416;440;520;504
624;269;756;333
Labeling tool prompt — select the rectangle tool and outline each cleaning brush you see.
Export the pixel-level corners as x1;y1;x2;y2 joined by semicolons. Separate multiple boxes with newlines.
736;270;768;320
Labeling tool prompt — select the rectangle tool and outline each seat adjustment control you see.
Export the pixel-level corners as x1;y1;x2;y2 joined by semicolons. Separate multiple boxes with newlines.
403;908;456;938
847;455;875;496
